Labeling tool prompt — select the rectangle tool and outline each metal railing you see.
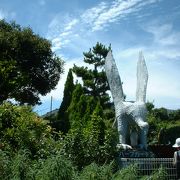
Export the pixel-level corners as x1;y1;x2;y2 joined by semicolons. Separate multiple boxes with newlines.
120;158;178;179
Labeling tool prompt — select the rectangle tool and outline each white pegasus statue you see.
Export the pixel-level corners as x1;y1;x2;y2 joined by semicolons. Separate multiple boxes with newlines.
105;51;149;150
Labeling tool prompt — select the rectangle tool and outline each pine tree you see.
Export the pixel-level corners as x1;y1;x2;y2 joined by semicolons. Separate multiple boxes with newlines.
56;69;75;133
73;42;111;108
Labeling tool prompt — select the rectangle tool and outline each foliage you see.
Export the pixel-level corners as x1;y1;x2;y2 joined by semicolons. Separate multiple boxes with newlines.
153;108;169;121
73;42;111;108
146;102;180;145
61;100;117;170
140;165;167;180
157;121;180;144
67;84;86;128
67;84;99;129
146;102;155;113
59;75;118;169
0;150;10;179
0;149;33;180
113;164;138;180
168;109;180;121
78;162;113;180
0;102;174;179
62;103;118;170
55;69;75;133
35;153;76;180
58;69;75;117
0;102;59;158
0;20;64;105
0;150;77;180
7;150;31;180
0;149;169;180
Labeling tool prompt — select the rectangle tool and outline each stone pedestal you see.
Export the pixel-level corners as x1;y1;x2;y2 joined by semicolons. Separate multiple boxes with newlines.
118;149;155;158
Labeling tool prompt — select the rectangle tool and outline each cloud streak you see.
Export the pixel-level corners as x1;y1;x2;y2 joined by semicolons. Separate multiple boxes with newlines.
82;0;159;32
142;22;180;46
47;0;160;52
47;17;79;52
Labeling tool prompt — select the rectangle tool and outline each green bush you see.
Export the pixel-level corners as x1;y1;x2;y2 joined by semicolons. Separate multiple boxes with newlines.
0;102;59;158
78;162;113;180
113;164;138;180
35;154;76;180
140;165;167;180
0;149;31;180
147;106;180;145
0;149;168;180
0;150;10;179
0;102;173;180
61;115;117;170
158;122;180;144
0;150;76;180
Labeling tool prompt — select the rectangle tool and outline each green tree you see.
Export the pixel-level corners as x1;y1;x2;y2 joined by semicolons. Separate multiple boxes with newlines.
146;102;180;145
67;83;99;129
63;91;117;169
146;102;155;113
55;69;75;133
0;102;56;158
154;108;169;121
73;42;111;108
169;109;180;121
0;20;64;105
67;84;84;128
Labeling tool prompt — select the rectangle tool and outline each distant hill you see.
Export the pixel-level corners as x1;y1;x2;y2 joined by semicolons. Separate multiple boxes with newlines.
41;108;59;118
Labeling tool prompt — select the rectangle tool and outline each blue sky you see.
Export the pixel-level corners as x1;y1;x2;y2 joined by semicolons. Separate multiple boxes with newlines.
0;0;180;115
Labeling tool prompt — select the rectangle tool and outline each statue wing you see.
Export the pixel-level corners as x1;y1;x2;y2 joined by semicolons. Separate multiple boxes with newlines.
105;51;124;107
136;51;148;102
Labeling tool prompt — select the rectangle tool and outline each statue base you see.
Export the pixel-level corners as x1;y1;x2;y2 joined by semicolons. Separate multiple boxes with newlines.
117;148;155;169
118;148;155;158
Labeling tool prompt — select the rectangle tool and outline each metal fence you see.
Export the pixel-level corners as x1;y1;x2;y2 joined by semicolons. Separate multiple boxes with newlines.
120;158;178;179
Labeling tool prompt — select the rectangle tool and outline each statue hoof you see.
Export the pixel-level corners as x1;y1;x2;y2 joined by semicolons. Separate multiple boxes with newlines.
117;144;132;150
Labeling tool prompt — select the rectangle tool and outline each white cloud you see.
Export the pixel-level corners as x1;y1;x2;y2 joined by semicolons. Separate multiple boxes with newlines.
143;22;180;46
81;2;108;25
47;17;79;52
0;9;7;19
64;19;79;31
139;21;180;67
47;0;160;52
82;0;159;32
